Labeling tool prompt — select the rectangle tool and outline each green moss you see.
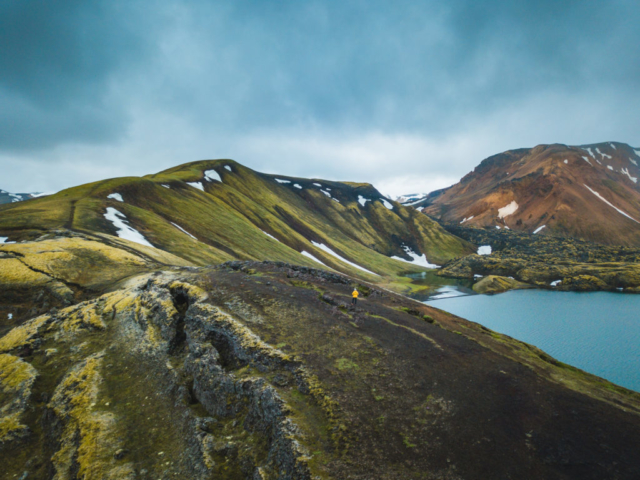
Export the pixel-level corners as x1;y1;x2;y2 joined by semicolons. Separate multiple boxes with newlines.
335;358;359;371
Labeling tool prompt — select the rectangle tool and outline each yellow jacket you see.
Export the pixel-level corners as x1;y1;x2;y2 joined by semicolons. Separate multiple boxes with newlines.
352;290;359;298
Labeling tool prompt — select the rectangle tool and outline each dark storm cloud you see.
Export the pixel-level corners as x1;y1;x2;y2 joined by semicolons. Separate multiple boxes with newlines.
0;0;148;149
1;0;639;193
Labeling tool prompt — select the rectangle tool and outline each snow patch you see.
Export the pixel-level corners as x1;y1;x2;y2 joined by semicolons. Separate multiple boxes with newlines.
358;195;371;207
275;178;291;184
634;149;640;158
103;207;154;248
495;226;501;229
610;143;617;150
391;246;439;269
583;184;640;224
477;245;492;255
0;236;15;244
563;159;568;164
550;280;561;287
474;274;484;279
107;193;124;202
311;241;379;276
381;198;394;210
630;158;638;166
262;230;279;241
596;147;612;159
607;165;614;171
224;165;232;172
162;184;171;189
187;182;205;191
584;147;596;159
203;170;221;182
460;216;474;224
7;313;12;320
319;189;332;198
300;250;331;269
293;184;302;189
498;200;518;218
31;192;54;198
582;156;592;165
621;167;638;183
171;222;197;240
533;225;546;234
313;183;322;187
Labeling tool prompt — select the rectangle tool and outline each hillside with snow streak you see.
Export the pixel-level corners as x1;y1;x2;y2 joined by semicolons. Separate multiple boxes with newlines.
421;142;640;246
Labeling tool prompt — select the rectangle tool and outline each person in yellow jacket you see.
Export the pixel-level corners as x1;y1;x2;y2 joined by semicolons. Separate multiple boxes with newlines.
351;288;359;306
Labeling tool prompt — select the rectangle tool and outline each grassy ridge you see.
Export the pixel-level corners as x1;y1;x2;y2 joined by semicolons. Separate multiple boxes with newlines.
0;159;473;287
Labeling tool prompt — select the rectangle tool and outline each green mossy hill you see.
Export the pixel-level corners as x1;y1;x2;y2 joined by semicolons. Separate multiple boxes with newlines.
0;232;192;335
472;275;533;294
0;159;473;286
3;262;640;479
439;224;640;292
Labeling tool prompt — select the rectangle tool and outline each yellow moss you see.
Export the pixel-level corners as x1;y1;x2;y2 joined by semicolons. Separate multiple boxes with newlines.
0;314;50;353
0;354;37;392
50;354;135;480
0;412;28;443
58;303;106;332
0;258;52;286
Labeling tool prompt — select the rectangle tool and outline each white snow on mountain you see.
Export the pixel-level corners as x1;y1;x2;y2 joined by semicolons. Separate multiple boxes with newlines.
162;184;171;189
607;165;614;171
630;158;638;166
583;184;640;224
357;195;370;207
300;250;332;269
582;156;592;165
381;199;393;210
293;184;302;189
621;167;638;183
564;159;568;164
313;183;322;187
477;245;492;255
224;165;232;172
275;178;291;184
533;225;546;234
319;189;332;198
391;246;438;269
596;147;612;159
311;241;379;275
171;222;197;240
187;182;205;191
103;207;154;247
204;170;222;182
261;230;279;241
550;280;562;287
498;201;518;219
460;216;474;224
583;147;596;159
610;143;617;150
107;193;124;202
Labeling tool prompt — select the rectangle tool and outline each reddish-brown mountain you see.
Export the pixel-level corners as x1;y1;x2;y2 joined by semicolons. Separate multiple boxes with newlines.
422;142;640;245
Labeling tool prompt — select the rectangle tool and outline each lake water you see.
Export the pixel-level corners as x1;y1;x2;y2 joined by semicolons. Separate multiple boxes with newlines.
425;289;640;392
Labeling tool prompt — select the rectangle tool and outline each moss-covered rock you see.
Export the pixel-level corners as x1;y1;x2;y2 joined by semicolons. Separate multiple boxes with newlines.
472;275;533;294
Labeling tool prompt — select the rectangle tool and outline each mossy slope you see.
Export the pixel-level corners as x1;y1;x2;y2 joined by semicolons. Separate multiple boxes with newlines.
0;159;473;285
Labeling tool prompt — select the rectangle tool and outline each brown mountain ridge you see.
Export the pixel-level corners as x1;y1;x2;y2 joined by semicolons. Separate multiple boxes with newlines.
422;142;640;246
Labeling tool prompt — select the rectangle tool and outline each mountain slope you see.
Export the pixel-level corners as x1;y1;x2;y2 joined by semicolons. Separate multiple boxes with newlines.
0;188;38;204
422;142;640;245
3;262;640;479
0;160;473;287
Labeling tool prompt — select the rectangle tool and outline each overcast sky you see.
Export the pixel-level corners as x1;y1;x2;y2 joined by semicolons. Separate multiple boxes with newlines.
1;0;639;197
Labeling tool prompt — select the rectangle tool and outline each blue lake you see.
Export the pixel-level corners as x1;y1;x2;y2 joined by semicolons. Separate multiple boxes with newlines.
425;289;640;392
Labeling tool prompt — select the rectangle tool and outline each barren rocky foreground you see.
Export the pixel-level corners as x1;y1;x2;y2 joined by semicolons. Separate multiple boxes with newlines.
3;261;640;479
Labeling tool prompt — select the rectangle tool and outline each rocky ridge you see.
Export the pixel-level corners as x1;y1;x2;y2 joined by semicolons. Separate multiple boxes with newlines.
3;260;640;479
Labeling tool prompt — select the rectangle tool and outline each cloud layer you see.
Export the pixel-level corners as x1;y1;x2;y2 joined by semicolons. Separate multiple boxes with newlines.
1;0;639;196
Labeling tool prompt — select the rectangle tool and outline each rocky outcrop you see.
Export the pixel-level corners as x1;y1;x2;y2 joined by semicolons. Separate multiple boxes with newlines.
438;225;640;293
3;262;640;479
472;275;532;294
